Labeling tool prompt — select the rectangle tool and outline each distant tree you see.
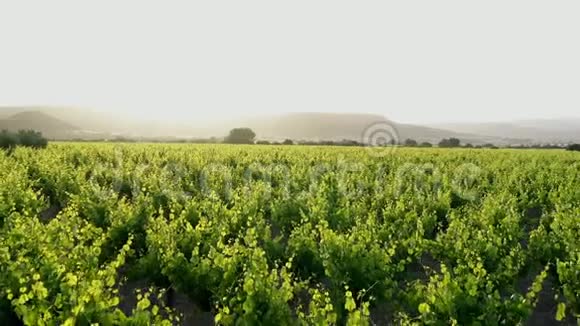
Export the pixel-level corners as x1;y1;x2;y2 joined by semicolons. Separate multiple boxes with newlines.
339;139;363;147
256;140;271;145
0;130;47;150
438;137;461;148
224;128;256;144
419;142;433;148
482;143;497;149
0;130;18;149
464;143;473;148
18;130;48;148
404;139;418;147
567;144;580;151
293;139;363;147
282;139;294;145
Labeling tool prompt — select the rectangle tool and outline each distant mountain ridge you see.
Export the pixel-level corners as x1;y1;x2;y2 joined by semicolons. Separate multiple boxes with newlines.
0;107;577;144
0;107;135;135
240;112;515;145
0;111;80;139
432;119;580;143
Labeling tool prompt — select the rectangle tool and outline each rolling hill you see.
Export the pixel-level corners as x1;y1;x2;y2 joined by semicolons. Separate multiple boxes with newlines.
1;107;574;145
432;119;580;143
0;111;80;139
238;113;514;145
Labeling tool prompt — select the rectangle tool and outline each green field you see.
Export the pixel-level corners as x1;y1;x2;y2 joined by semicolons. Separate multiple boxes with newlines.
1;144;579;325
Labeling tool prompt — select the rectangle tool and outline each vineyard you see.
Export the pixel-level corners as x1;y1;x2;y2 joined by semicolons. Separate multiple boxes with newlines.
0;143;579;325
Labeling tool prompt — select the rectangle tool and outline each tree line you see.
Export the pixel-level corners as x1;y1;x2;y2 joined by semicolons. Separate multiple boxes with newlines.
225;128;580;151
6;127;578;152
224;130;475;148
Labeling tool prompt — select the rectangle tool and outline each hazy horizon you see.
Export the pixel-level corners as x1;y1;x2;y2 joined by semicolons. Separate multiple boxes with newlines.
1;1;579;124
3;106;580;127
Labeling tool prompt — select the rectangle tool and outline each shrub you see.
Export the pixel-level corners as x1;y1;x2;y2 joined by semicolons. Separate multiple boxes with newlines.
404;139;418;147
224;128;256;144
0;130;18;149
17;130;48;148
438;138;461;148
567;144;580;151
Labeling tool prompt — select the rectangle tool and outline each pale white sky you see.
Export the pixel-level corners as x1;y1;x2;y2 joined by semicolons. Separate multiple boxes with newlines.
0;1;578;124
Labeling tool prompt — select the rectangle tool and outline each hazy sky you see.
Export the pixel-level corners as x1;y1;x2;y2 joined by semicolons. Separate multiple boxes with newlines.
1;1;579;124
